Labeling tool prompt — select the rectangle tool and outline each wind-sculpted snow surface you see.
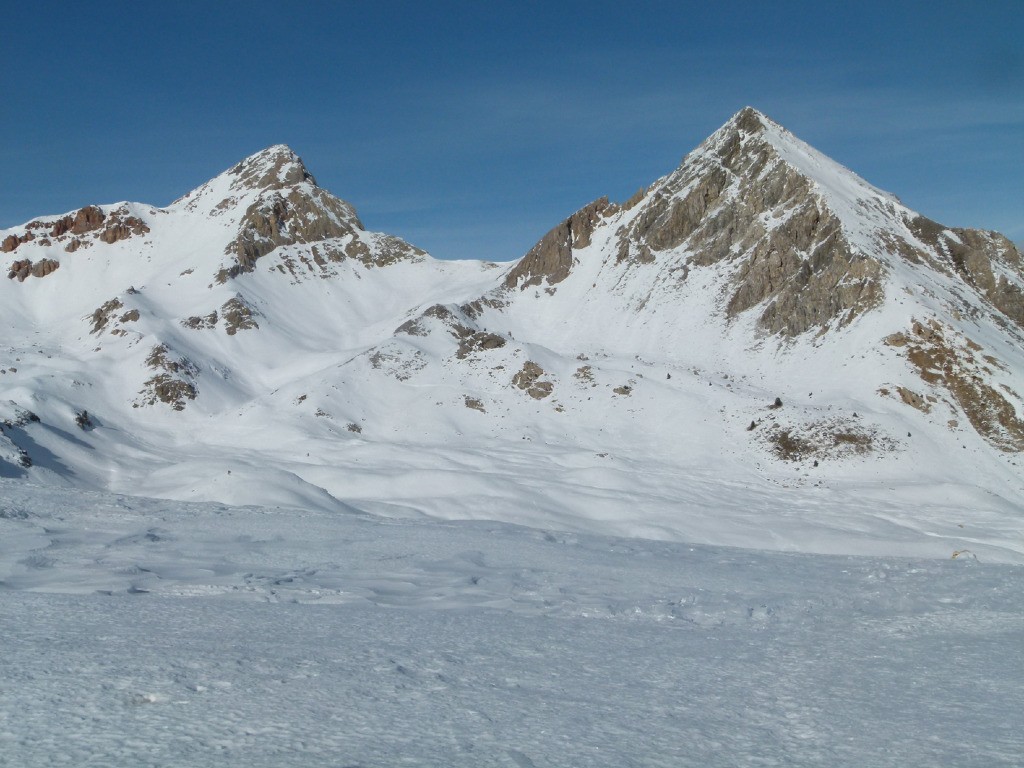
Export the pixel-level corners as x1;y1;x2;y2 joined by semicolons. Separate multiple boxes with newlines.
0;483;1022;766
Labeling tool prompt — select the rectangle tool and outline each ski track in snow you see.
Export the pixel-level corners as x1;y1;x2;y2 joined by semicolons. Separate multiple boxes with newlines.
1;483;1022;767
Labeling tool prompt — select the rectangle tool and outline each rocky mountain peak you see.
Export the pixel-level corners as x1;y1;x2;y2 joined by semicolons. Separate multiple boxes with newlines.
687;106;893;208
500;107;1024;349
170;144;325;218
203;147;434;282
726;105;769;135
225;144;317;193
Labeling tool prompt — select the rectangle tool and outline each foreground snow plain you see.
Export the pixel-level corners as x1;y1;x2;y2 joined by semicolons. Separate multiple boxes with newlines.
1;481;1022;767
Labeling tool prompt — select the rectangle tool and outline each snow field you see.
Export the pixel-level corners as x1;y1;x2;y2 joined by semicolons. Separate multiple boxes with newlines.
1;483;1023;766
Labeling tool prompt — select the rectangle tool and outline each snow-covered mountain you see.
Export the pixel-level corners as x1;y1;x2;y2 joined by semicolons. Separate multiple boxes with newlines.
2;109;1023;561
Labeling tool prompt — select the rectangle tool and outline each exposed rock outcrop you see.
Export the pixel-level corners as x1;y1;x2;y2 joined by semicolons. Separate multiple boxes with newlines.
228;145;317;192
504;197;614;290
905;217;1024;330
456;329;506;360
271;233;427;281
71;205;106;234
764;418;892;462
399;303;507;360
182;312;219;330
86;300;142;337
610;108;884;335
98;209;150;244
31;259;60;278
49;205;106;238
2;232;34;253
90;298;124;334
137;345;199;410
7;258;60;281
218;187;363;281
884;319;1024;451
220;297;259;335
464;396;486;412
3;205;150;265
512;361;553;399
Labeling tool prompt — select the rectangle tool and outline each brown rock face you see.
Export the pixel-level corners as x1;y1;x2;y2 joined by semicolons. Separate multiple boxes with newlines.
30;259;59;278
98;211;150;244
885;319;1024;451
220;297;259;335
137;345;199;410
71;206;106;234
5;205;147;260
456;330;506;359
229;147;317;192
1;232;36;253
219;187;363;281
403;303;507;359
613;111;884;335
464;396;486;412
623;166;731;259
7;258;60;281
764;418;890;462
275;233;426;276
725;230;884;336
90;298;124;333
50;215;74;237
7;260;33;282
504;197;614;290
49;206;106;237
896;386;931;412
512;361;554;399
181;312;218;330
905;216;1024;330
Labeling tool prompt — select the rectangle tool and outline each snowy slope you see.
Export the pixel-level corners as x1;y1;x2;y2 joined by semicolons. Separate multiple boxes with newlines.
1;112;1023;561
0;482;1022;766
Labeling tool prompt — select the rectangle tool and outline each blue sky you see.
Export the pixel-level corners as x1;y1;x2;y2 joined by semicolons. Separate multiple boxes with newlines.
2;1;1021;259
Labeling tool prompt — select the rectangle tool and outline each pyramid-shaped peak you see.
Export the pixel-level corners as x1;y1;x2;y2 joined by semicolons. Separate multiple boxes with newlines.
729;106;770;134
710;106;795;148
686;107;897;210
226;144;317;193
169;144;327;215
